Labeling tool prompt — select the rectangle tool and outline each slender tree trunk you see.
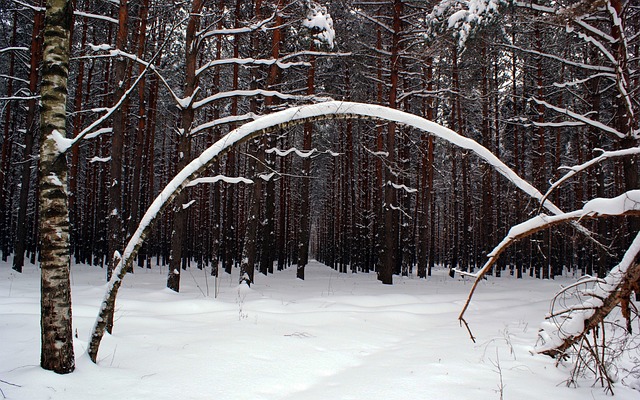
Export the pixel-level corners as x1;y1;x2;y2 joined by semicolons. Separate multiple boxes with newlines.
1;11;19;262
69;14;88;263
127;0;150;238
297;43;316;280
167;0;203;292
39;0;75;374
378;0;402;285
107;0;130;282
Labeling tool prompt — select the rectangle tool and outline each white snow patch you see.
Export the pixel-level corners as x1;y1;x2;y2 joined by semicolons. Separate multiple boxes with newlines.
1;261;638;399
50;129;74;153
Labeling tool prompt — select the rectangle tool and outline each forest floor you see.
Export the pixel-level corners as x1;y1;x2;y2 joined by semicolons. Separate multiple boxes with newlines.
1;259;638;399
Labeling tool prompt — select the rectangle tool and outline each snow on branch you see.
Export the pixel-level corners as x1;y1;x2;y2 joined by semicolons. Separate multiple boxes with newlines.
192;89;333;109
83;48;183;106
11;0;44;12
0;95;39;101
352;9;394;34
500;43;616;73
551;72;617;88
186;175;253;186
280;51;352;61
191;113;259;136
387;181;417;193
531;97;625;139
389;203;411;219
0;74;29;84
196;57;310;77
0;47;29;54
573;17;616;44
265;147;341;158
65;25;181;152
198;13;276;40
542;147;640;207
74;10;118;24
536;231;640;358
457;190;640;329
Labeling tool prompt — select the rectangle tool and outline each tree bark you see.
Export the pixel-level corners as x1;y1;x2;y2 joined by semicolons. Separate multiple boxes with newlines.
167;0;203;292
13;3;45;272
297;43;316;280
39;0;75;374
107;0;130;282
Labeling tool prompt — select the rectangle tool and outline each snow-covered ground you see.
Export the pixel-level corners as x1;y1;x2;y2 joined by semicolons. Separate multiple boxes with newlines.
1;260;638;399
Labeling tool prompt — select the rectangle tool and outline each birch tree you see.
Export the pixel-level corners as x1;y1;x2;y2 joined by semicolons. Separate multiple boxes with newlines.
38;0;75;374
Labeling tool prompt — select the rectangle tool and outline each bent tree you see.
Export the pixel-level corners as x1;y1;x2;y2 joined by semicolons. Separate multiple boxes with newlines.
87;100;577;363
39;0;75;374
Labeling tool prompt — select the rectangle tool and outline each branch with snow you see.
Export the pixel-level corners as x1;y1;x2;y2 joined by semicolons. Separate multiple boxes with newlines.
457;190;640;328
265;147;340;158
192;89;332;110
191;113;259;136
186;176;254;186
531;97;624;139
536;231;640;358
196;57;310;77
387;181;417;194
541;146;640;208
197;13;276;40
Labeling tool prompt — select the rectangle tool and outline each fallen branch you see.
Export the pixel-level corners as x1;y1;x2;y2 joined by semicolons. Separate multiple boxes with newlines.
458;191;640;327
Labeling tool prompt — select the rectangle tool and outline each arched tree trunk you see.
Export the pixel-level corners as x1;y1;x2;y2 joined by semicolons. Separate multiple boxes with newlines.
86;101;579;363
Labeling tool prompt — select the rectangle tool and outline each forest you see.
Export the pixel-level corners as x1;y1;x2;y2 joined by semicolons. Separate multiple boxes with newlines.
1;0;639;391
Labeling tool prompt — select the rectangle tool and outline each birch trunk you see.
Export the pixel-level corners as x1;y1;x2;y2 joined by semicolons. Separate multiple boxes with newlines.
39;0;75;374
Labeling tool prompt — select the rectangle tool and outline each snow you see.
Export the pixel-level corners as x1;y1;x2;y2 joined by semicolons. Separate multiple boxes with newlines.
88;43;113;52
303;2;336;49
265;147;340;158
186;176;254;187
46;173;63;187
89;156;111;163
50;129;74;154
1;260;638;399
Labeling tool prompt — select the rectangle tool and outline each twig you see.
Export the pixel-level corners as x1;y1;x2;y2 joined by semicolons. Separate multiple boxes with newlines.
460;317;476;343
0;379;21;388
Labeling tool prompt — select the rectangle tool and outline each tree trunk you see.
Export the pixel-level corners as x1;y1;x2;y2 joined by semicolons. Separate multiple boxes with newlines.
167;0;203;292
1;11;19;262
378;0;403;285
297;44;316;280
39;0;75;374
107;0;130;282
13;3;45;272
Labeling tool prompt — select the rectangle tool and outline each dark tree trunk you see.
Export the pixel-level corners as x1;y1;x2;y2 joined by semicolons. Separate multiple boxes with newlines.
167;0;203;292
13;4;44;272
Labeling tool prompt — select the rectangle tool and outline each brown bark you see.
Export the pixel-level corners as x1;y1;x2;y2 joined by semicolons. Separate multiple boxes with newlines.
297;43;316;280
379;0;403;285
167;0;203;292
127;0;150;239
107;0;130;282
69;14;88;262
14;3;45;272
1;11;18;262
